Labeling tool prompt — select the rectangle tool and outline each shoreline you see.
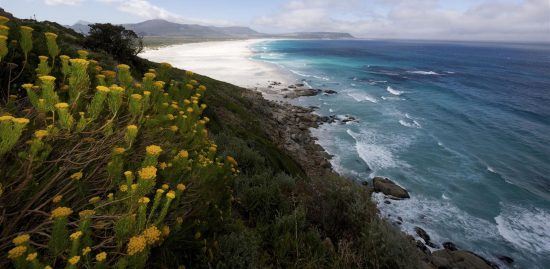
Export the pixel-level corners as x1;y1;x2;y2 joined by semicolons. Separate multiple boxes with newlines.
141;39;507;269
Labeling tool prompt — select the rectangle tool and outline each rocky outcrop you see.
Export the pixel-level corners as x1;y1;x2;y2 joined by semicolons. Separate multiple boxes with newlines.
373;177;410;199
430;250;498;269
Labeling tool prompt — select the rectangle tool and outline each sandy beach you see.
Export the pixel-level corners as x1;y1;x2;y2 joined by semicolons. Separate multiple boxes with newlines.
139;39;292;89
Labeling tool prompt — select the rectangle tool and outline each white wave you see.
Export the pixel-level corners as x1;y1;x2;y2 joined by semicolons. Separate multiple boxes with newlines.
374;192;499;243
302;81;312;89
288;69;330;81
487;166;496;173
495;205;550;253
407;70;440;75
437;141;444;147
351;83;357;86
329;108;334;113
346;129;409;171
442;193;450;200
386;86;404;96
346;91;378;103
399;119;422;128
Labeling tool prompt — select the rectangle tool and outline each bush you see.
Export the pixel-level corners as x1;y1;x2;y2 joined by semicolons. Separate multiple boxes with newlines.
84;23;143;61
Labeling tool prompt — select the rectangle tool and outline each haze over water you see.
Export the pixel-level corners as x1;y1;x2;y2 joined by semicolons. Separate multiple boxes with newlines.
252;39;550;268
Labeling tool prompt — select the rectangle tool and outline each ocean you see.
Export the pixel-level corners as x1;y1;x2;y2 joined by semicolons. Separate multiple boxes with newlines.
251;39;550;268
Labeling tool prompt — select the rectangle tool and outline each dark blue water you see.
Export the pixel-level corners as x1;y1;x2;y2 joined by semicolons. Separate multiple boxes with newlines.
252;40;550;268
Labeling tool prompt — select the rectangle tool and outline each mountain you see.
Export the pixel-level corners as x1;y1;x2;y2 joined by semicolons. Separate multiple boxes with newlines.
69;19;353;39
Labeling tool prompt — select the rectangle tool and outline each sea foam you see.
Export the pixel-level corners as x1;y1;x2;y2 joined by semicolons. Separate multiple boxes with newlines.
386;86;404;96
495;205;550;254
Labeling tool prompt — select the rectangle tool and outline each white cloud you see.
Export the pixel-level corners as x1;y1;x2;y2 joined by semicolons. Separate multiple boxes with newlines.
96;0;234;26
253;0;550;42
44;0;83;5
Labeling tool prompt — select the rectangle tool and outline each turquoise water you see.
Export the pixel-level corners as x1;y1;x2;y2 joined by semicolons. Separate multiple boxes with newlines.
251;40;550;268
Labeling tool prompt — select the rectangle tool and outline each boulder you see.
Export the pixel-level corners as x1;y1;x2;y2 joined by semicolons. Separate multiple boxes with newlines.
415;227;431;242
372;177;410;198
324;89;338;94
497;255;514;264
432;250;498;269
443;241;458;251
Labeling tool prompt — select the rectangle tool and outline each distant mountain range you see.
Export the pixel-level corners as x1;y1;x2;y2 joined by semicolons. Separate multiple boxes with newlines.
69;19;354;39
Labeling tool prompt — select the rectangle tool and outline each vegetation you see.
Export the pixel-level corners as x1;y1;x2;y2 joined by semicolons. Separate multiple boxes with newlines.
0;13;422;269
84;23;143;62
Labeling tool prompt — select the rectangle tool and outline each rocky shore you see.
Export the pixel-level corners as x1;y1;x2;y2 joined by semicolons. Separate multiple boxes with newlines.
243;82;505;269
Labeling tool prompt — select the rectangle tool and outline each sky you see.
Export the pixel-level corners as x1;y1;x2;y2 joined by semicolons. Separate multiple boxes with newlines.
1;0;549;42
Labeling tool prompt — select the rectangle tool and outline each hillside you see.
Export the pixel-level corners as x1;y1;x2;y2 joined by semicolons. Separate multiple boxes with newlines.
0;9;496;269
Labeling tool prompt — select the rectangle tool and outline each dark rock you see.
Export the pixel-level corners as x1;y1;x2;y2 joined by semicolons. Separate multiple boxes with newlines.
443;242;458;251
497;255;514;264
324;89;337;94
373;177;410;198
295;83;305;87
416;240;431;255
384;200;391;204
415;227;431;243
288;85;296;88
397;216;403;222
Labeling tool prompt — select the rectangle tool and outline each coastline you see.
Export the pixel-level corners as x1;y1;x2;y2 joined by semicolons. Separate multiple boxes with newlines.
140;39;507;269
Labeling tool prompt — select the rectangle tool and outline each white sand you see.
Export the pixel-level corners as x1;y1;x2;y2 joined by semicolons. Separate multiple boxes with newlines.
139;39;292;89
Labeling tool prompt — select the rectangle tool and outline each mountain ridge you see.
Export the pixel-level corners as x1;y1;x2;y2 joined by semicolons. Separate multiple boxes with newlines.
69;19;355;39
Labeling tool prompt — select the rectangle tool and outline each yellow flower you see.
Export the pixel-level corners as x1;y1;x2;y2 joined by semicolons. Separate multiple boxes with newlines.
162;184;169;190
143;91;151;96
154;81;165;89
26;252;37;261
20;26;34;31
68;255;80;265
176;217;183;224
156;189;165;194
54;102;69;110
127;235;147;255
7;245;27;259
82;247;91;255
70;58;88;65
39;55;48;61
96;251;107;262
178;150;189;159
51;207;73;218
89;196;101;204
70;231;83;241
119;184;128;192
53;195;63;203
39;75;56;82
12;234;30;245
96;85;110;93
177;184;186;192
0;16;10;24
159;162;167;170
185;70;194;76
70;171;83;180
166;190;176;199
34;130;48;139
107;193;114;200
0;115;14;121
138;166;157;180
117;64;130;71
138;197;150;204
12;118;30;125
124;170;133;179
186;108;194;113
113;147;125;155
45;266;53;269
144;72;156;79
198;85;206;91
162;225;170;236
160;62;172;68
130;184;138;191
146;145;163;156
79;210;95;218
127;124;137;131
142;225;161;245
131;94;142;100
226;156;238;166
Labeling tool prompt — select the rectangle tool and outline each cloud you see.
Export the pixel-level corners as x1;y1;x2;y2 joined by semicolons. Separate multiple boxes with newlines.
44;0;84;5
253;0;550;42
96;0;234;26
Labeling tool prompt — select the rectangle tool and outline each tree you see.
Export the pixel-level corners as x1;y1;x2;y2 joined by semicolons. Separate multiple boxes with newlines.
84;23;143;61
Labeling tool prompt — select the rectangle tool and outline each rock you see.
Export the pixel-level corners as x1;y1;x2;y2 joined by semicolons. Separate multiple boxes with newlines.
372;177;410;198
397;216;403;222
288;85;296;88
416;240;431;255
443;241;458;251
295;83;305;87
432;250;498;269
384;200;391;204
324;89;337;94
414;227;431;243
497;255;514;264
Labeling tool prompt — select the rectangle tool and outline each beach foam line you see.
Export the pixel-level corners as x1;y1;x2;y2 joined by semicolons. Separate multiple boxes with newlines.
495;204;550;254
407;70;440;75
